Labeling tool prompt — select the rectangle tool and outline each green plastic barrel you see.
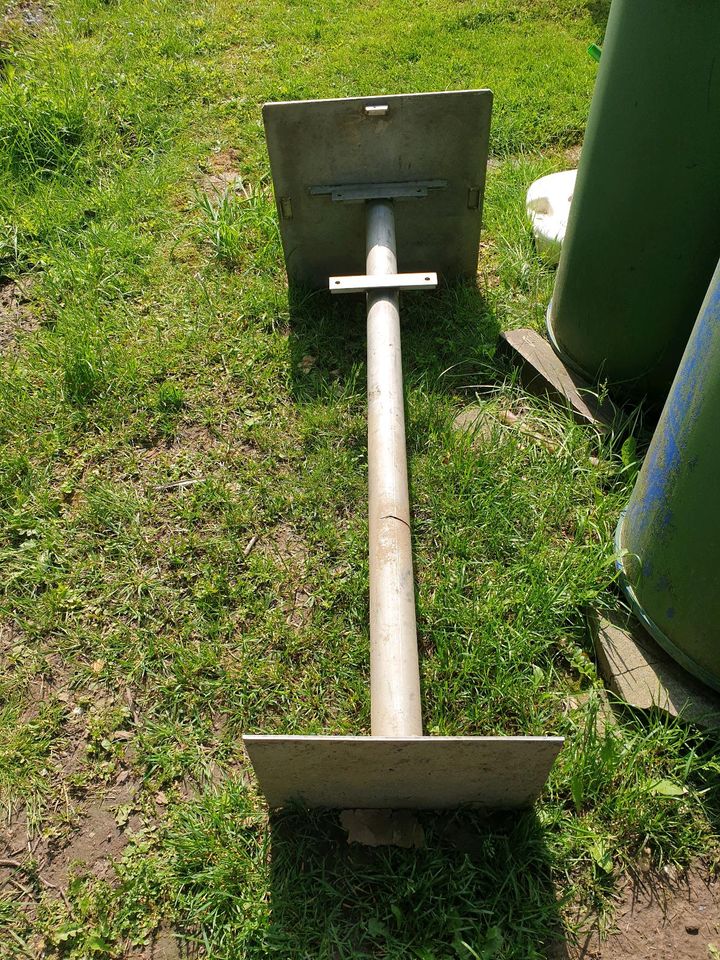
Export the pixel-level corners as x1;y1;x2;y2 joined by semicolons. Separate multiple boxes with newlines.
548;0;720;407
616;257;720;692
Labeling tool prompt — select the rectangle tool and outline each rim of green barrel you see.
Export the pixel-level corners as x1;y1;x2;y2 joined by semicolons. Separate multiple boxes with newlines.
545;298;603;384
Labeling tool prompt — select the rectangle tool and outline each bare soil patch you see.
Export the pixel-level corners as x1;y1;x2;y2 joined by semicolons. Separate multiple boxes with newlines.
260;521;309;568
563;143;582;167
42;792;140;887
2;0;46;33
198;147;249;198
560;866;720;959
104;422;243;501
1;630;144;906
133;422;256;481
0;278;39;352
258;522;313;628
129;922;199;960
1;782;142;917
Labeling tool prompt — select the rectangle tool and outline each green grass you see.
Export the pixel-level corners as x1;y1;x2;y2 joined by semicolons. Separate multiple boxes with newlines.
1;0;719;957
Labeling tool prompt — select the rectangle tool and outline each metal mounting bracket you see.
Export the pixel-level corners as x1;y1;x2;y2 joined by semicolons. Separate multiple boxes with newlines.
329;271;438;294
310;180;447;203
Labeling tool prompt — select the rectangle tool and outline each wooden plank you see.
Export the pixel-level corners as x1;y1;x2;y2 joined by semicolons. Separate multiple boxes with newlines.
590;609;720;730
498;328;615;428
243;735;563;809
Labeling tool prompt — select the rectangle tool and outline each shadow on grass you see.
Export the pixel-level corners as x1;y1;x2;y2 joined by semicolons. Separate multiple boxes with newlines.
285;279;500;407
585;0;612;35
267;806;568;959
268;273;567;960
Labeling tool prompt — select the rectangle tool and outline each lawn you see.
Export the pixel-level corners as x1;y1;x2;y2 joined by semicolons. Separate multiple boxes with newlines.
0;0;718;957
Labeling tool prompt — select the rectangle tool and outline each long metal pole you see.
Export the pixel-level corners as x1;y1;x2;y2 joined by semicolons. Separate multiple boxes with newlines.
366;200;423;738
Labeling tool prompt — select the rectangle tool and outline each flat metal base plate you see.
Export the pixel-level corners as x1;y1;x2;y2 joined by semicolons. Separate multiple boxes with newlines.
243;735;563;809
263;90;493;288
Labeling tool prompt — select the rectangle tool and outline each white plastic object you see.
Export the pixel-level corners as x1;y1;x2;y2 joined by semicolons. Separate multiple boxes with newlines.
526;169;577;266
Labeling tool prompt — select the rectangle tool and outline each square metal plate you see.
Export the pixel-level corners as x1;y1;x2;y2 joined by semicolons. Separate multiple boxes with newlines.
263;90;493;289
243;735;563;809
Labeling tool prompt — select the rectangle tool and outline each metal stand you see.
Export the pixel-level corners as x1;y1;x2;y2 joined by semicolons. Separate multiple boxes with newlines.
244;91;563;810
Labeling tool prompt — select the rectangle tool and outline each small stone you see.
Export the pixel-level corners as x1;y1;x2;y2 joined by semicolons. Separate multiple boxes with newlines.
297;355;316;372
340;809;425;848
685;924;699;936
498;409;519;425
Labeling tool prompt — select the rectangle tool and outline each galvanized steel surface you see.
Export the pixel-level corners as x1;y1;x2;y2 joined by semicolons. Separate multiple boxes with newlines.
329;271;437;293
262;90;492;288
365;200;423;738
243;735;564;809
